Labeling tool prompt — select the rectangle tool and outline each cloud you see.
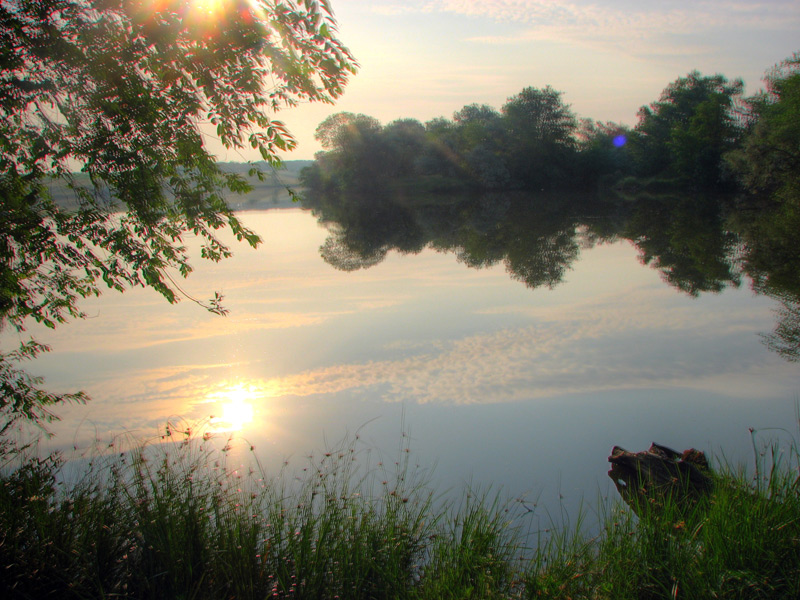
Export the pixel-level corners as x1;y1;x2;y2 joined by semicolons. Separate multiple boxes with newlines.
369;3;422;16
432;0;797;31
426;0;800;58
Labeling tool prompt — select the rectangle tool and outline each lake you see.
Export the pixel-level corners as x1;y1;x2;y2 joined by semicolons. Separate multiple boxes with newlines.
18;201;800;520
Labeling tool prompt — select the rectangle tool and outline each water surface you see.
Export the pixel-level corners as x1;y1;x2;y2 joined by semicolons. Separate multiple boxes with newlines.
23;207;800;516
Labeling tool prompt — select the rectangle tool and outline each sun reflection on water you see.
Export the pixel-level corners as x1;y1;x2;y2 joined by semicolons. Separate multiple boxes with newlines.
207;384;259;433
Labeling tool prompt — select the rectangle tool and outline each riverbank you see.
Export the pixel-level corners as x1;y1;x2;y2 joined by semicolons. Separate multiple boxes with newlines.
2;428;799;599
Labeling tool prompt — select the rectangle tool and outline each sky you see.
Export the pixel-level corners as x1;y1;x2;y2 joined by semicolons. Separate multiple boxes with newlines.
213;0;800;162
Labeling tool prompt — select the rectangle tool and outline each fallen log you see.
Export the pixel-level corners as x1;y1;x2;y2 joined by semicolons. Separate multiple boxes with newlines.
608;443;713;516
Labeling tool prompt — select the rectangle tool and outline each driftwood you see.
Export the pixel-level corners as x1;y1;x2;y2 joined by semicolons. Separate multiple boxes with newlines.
608;443;713;516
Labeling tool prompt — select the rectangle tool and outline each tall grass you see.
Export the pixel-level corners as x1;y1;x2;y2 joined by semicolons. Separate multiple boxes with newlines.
525;427;800;600
0;424;531;599
2;422;800;599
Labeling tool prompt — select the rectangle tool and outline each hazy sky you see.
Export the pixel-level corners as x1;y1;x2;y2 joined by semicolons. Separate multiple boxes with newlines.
214;0;799;161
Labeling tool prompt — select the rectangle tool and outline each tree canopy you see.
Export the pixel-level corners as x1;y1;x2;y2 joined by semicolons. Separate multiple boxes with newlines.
628;71;744;188
501;85;578;189
302;86;587;193
728;52;800;202
0;0;356;428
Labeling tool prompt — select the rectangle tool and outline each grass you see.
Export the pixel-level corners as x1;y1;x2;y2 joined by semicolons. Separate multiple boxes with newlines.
2;423;800;599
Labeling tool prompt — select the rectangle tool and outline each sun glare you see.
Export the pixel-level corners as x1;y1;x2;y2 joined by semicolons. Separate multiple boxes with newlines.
189;0;261;21
192;0;226;18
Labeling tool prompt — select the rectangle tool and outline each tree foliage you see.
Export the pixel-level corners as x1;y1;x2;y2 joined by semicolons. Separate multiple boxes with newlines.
311;112;388;189
574;119;632;190
501;86;576;146
501;86;578;189
0;0;356;427
629;71;744;187
728;52;800;201
303;87;584;194
314;112;381;151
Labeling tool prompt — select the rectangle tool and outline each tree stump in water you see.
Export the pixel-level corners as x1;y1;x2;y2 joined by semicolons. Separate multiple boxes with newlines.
608;443;713;516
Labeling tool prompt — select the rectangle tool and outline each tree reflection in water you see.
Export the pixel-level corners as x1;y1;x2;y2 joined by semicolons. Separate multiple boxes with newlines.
300;183;800;362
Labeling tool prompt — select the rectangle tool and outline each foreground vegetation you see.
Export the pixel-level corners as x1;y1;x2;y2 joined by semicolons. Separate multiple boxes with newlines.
2;426;799;599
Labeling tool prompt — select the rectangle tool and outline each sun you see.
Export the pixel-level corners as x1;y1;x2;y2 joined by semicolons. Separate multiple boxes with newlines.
181;0;264;41
192;0;227;18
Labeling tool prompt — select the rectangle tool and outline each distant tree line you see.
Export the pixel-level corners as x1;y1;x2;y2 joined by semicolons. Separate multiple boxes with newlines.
301;53;799;199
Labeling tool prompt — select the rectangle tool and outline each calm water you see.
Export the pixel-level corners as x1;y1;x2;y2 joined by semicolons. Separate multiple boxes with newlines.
17;207;800;517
